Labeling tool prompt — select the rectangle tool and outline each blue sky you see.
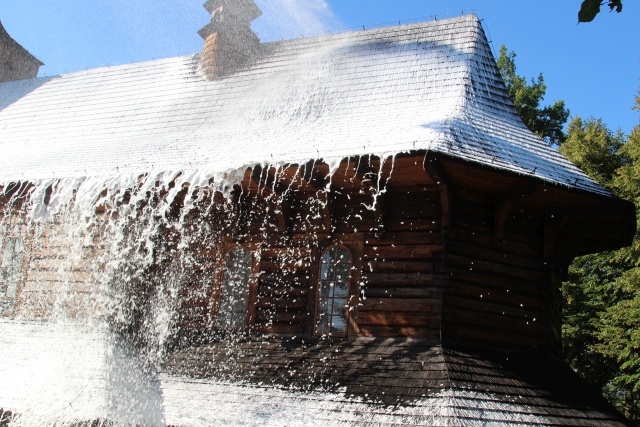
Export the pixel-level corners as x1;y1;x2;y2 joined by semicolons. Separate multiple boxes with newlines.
1;0;638;135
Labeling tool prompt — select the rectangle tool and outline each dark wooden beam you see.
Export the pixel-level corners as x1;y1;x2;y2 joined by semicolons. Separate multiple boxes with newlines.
300;160;328;191
249;165;288;195
267;193;291;234
493;181;537;242
372;192;386;232
356;157;380;191
318;191;333;232
423;157;452;229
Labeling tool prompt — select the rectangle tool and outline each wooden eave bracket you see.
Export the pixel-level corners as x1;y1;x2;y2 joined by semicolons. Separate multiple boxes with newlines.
493;181;537;243
271;193;292;234
318;191;334;232
355;159;381;191
300;160;328;191
373;191;386;232
250;165;289;195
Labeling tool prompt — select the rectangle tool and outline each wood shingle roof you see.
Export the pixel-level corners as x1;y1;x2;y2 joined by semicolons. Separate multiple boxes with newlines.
0;15;609;197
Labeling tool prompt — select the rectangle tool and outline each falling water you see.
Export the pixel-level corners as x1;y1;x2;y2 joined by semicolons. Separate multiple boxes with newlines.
0;159;394;426
0;172;204;425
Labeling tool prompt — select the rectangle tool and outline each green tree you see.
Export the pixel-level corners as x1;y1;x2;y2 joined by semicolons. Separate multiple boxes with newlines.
559;117;626;187
561;94;640;423
497;46;570;146
579;0;623;23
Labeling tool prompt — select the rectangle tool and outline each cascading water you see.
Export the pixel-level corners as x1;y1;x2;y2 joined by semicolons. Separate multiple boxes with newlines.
0;151;397;426
0;172;208;425
0;1;345;425
0;160;354;426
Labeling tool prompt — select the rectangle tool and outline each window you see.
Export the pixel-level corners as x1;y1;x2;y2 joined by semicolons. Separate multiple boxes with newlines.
0;238;24;298
216;246;252;330
315;245;352;336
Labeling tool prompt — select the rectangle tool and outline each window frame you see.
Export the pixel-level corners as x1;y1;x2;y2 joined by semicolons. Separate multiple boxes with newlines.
211;244;259;332
312;242;360;338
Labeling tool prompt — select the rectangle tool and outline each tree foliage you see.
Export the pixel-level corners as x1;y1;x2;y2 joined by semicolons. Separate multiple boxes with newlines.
559;117;626;186
579;0;623;23
497;46;570;146
500;40;639;424
561;96;640;422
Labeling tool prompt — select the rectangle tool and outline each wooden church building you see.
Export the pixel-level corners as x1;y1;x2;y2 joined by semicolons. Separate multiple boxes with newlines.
0;1;635;425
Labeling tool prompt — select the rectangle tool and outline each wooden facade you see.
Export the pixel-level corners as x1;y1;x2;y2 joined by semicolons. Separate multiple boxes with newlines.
154;153;627;356
0;6;636;423
4;151;629;357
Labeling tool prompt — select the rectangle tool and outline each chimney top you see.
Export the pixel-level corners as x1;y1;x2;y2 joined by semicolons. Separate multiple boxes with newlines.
203;0;262;26
198;0;263;80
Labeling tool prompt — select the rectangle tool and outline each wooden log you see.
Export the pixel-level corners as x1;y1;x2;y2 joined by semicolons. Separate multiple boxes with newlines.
446;240;544;270
447;280;542;310
363;260;436;274
445;267;541;294
357;310;438;327
358;325;438;338
362;286;443;299
255;311;306;324
257;323;305;335
447;228;541;257
386;204;440;220
445;253;543;282
364;231;443;246
384;218;441;232
359;297;440;313
256;296;308;311
362;272;436;287
445;295;543;320
364;244;444;260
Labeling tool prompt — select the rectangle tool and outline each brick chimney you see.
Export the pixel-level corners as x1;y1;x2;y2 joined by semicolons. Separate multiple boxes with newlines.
0;20;43;82
198;0;262;80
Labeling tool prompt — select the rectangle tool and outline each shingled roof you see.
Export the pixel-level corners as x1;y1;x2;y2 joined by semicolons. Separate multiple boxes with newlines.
0;14;609;196
0;320;629;426
160;338;631;426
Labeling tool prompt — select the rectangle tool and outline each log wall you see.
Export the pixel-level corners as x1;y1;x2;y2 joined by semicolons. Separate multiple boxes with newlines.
441;186;555;352
3;154;620;356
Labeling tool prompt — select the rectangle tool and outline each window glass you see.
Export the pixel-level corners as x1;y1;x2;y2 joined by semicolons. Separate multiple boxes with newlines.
316;245;351;335
1;238;23;298
217;246;251;330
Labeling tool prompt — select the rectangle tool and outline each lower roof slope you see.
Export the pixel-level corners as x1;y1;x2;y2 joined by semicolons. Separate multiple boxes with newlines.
0;14;609;197
0;320;630;426
162;337;631;426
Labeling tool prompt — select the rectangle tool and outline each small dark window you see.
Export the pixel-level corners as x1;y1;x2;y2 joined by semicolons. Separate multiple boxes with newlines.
0;238;24;298
315;245;352;336
217;246;251;330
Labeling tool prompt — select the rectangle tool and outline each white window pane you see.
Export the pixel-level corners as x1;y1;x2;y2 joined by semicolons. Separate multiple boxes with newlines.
332;298;348;316
218;247;251;330
316;314;330;334
316;245;353;336
319;281;332;298
334;281;348;298
330;315;346;333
